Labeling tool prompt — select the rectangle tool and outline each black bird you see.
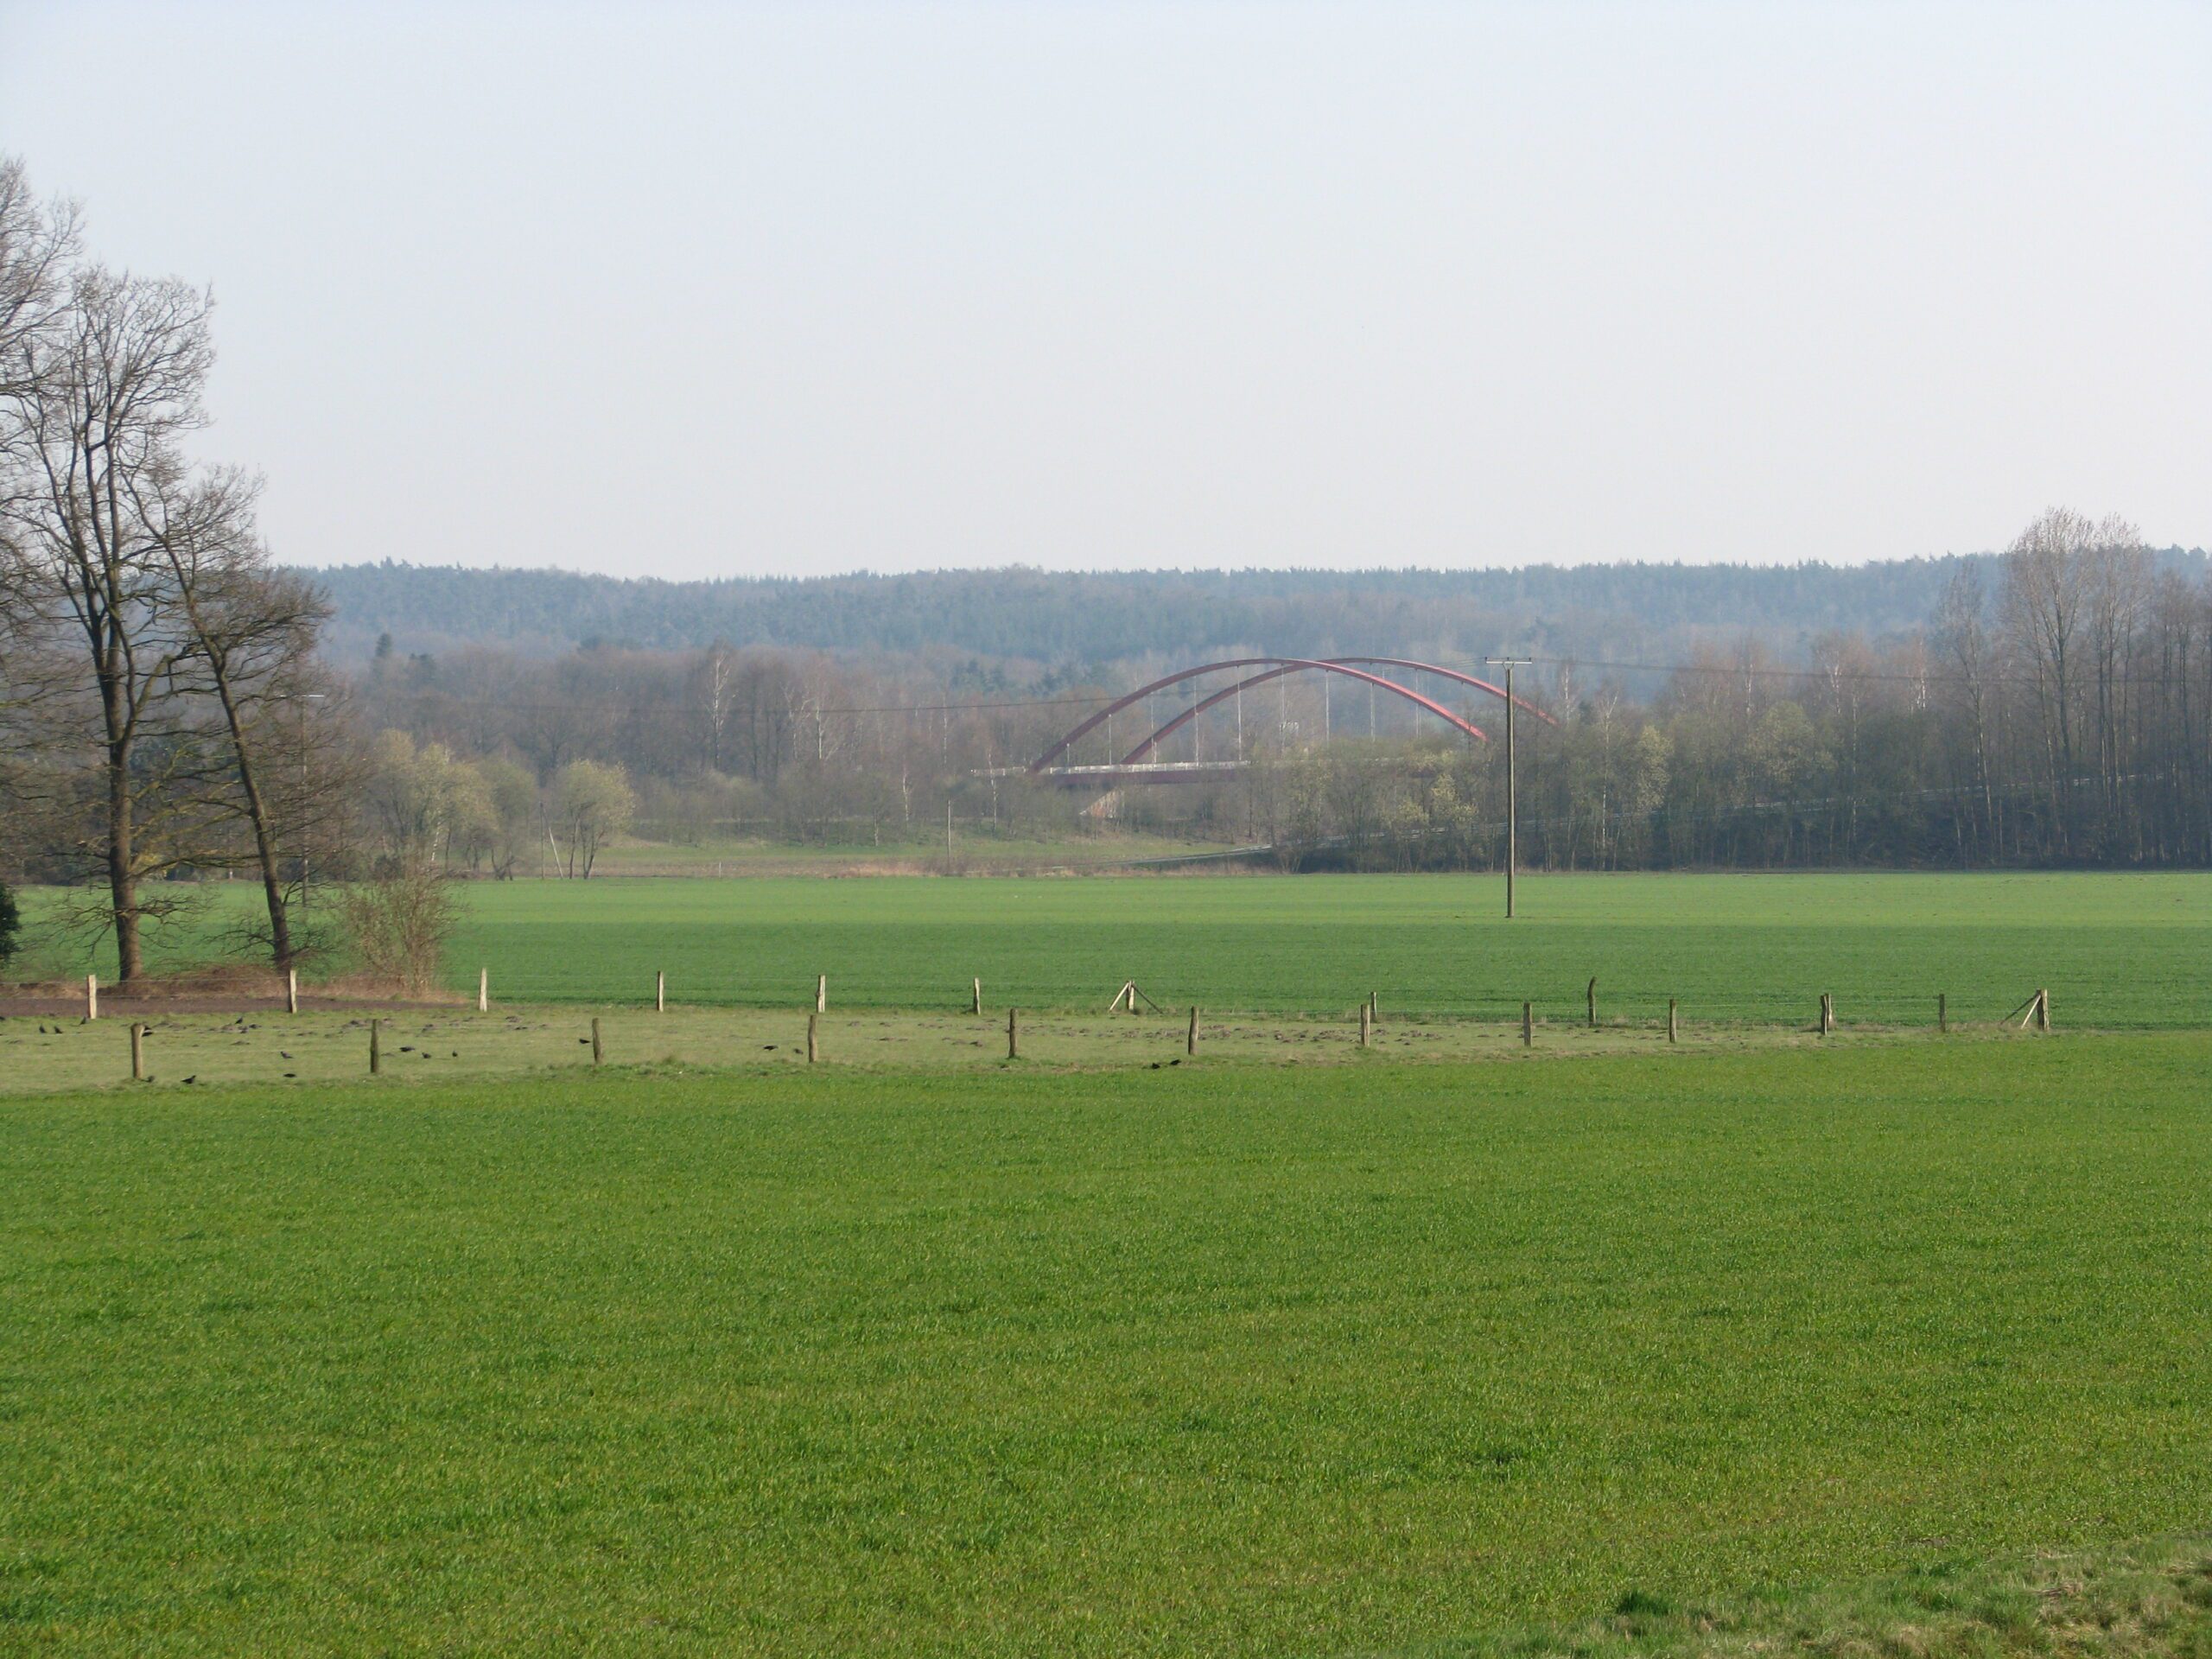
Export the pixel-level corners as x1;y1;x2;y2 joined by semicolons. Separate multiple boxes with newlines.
181;1075;197;1084
279;1052;293;1059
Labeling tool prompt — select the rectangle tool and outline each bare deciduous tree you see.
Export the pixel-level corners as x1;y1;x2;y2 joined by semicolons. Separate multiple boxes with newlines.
0;266;216;980
143;461;336;969
0;156;79;399
2000;507;2094;848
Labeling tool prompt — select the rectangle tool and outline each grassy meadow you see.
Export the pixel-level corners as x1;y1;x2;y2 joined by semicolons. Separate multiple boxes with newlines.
3;1036;2210;1654
0;1001;1999;1096
580;830;1231;877
14;870;2210;1027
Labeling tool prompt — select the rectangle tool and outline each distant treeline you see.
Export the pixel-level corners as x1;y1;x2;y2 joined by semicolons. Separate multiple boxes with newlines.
303;551;2209;676
340;509;2212;872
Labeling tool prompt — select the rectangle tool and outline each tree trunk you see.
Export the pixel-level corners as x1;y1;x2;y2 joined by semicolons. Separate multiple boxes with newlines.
98;653;144;982
211;671;293;968
105;732;142;982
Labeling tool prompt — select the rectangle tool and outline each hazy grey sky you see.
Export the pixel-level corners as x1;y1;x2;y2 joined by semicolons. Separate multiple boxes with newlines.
3;2;2206;578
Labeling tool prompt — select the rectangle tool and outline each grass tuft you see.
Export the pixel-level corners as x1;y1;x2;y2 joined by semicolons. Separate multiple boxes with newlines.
1417;1539;2212;1659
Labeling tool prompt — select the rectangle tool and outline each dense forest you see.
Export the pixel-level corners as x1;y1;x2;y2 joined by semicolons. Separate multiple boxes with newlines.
307;551;2210;680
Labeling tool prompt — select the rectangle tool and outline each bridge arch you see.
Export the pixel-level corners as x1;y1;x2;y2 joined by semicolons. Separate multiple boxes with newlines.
1033;655;1551;772
1118;656;1564;764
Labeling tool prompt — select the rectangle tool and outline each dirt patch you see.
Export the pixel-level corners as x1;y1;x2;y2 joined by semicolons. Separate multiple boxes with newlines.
0;964;464;1019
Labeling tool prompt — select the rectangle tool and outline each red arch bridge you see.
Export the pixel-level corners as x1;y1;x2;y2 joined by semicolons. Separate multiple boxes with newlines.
986;657;1554;787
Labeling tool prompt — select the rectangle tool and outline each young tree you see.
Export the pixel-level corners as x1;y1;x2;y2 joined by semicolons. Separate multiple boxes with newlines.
551;759;634;877
337;862;457;998
471;757;540;878
362;729;491;868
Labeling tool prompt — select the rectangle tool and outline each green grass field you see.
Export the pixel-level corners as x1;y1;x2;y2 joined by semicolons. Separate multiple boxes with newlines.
3;1035;2209;1654
0;1001;1994;1096
16;871;2211;1027
581;830;1231;877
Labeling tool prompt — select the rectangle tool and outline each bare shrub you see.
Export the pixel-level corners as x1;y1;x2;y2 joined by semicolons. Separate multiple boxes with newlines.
335;864;457;997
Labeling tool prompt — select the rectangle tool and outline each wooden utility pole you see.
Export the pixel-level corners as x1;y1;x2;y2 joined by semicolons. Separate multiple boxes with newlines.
1486;658;1532;918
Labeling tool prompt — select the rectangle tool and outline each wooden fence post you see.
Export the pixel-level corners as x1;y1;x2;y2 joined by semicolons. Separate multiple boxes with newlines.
285;969;299;1014
1187;1006;1198;1057
1937;992;1947;1033
656;970;665;1013
591;1017;603;1066
130;1023;145;1082
972;976;982;1016
1522;1001;1533;1046
478;968;489;1013
2036;988;2050;1031
370;1018;383;1075
1358;1002;1370;1048
1368;991;1378;1026
1586;976;1597;1029
1007;1007;1019;1060
816;975;827;1014
86;974;98;1021
806;1011;819;1064
1668;999;1678;1045
1819;993;1834;1035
